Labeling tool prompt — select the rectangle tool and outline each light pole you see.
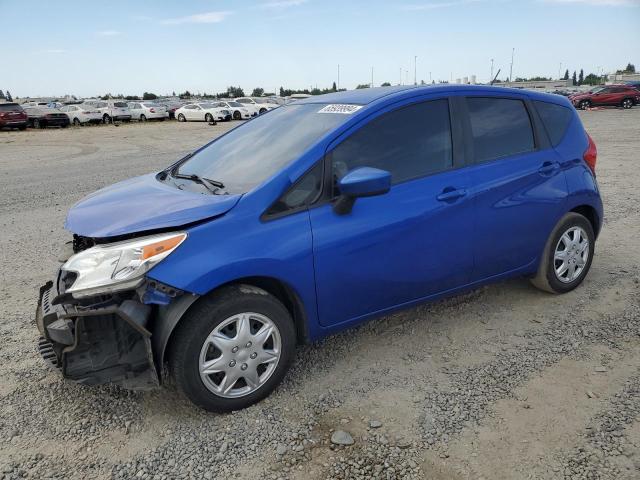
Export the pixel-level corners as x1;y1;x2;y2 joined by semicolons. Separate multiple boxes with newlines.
337;64;340;91
559;62;562;80
490;58;494;83
371;66;374;88
400;67;402;85
509;47;515;83
414;56;417;85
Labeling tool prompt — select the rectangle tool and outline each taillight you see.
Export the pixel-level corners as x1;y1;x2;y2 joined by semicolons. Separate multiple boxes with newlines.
583;133;597;175
149;108;155;113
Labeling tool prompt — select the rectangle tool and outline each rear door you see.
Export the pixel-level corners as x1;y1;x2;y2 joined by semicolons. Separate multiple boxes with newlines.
462;95;568;281
309;97;475;327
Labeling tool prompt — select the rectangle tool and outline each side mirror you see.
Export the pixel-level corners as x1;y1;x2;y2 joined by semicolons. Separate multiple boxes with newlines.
334;167;391;215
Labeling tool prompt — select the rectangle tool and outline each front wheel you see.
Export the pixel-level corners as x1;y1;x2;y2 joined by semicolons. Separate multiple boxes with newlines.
579;100;591;110
205;113;214;123
73;118;81;126
169;285;296;412
621;98;633;109
103;114;112;124
531;212;595;294
177;113;186;122
140;114;147;122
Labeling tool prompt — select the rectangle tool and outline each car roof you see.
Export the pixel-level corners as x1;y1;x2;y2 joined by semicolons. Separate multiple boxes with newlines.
293;84;572;108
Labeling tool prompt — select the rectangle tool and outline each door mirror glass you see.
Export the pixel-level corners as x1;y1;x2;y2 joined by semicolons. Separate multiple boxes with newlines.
334;167;391;214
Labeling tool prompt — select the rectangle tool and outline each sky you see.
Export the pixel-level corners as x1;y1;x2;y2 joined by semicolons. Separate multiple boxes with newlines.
2;0;639;98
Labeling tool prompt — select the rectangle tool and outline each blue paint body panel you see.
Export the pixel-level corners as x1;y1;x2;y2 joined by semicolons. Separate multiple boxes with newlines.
65;85;603;343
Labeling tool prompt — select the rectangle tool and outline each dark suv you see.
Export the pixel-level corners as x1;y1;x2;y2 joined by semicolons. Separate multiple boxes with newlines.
569;85;640;110
0;103;28;130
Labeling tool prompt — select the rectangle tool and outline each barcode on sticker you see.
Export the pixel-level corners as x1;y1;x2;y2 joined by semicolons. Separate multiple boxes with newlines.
318;104;363;114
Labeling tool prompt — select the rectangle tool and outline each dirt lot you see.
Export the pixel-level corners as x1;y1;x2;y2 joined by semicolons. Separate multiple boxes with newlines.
1;110;639;480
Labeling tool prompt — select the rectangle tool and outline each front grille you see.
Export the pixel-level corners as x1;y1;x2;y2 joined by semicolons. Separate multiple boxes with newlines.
73;234;95;253
38;336;61;369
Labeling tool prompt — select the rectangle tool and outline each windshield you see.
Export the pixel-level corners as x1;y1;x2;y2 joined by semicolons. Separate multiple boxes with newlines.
199;103;216;109
176;103;351;194
590;87;605;94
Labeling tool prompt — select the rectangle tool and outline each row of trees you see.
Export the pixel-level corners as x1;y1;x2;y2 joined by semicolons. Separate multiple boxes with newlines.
0;90;14;101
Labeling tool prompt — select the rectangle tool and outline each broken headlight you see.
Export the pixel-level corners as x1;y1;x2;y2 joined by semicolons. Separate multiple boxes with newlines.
62;232;186;298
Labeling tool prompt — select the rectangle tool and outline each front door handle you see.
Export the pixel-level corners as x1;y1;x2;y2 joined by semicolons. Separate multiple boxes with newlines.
538;161;560;175
437;188;467;202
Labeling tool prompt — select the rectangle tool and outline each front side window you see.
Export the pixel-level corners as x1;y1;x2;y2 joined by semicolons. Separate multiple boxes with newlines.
175;104;351;194
330;99;453;188
466;97;534;163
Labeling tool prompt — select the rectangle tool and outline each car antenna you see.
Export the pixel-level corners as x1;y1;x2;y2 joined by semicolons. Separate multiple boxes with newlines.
490;69;501;86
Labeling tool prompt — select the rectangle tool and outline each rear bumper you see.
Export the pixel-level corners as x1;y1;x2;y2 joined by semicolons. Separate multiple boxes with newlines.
36;280;159;390
0;120;28;127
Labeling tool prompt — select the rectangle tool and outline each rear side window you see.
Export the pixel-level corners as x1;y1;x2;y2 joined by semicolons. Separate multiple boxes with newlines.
0;104;23;112
467;97;535;163
534;100;573;147
331;99;453;187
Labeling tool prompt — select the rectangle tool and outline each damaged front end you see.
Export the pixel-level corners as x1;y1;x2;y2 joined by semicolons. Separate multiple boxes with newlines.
35;231;193;390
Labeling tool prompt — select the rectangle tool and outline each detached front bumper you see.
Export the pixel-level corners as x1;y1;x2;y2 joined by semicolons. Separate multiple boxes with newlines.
35;280;159;390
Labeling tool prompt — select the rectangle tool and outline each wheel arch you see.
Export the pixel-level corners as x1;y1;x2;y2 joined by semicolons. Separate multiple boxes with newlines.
570;204;600;238
155;275;309;378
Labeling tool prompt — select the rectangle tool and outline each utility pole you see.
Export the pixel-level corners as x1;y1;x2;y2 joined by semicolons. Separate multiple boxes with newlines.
337;64;340;91
405;70;409;85
558;62;562;80
509;47;515;82
414;56;417;85
400;67;402;85
490;58;494;83
429;71;432;84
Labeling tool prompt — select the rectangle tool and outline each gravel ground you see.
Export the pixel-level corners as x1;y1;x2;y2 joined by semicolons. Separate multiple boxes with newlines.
1;110;639;480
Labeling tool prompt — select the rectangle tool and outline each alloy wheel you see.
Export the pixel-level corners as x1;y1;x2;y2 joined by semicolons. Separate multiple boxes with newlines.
554;226;589;283
622;99;632;109
198;312;281;398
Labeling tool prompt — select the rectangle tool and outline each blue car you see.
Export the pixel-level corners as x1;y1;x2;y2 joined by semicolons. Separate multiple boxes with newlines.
36;85;602;411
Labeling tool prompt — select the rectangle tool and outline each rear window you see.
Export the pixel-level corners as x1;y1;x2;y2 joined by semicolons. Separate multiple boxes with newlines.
113;102;128;107
534;100;573;147
0;104;23;112
467;97;535;163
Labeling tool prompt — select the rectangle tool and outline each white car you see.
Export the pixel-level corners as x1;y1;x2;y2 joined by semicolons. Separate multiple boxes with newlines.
128;102;169;122
174;103;231;123
59;105;103;125
235;97;279;114
215;101;252;120
83;100;132;123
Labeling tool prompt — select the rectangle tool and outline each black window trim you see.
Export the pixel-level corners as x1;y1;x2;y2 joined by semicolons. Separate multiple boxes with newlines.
461;95;548;165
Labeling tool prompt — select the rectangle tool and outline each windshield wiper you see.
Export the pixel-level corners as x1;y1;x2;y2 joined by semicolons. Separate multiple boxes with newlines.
172;172;225;193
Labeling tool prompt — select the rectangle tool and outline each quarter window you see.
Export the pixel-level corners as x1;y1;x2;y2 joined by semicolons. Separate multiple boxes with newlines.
534;100;573;147
467;97;535;163
330;99;453;188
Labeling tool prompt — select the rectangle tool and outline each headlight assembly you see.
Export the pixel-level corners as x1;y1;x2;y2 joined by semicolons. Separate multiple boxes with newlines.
62;232;187;298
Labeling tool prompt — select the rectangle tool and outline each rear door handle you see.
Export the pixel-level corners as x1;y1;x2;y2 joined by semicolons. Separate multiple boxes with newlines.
437;188;467;202
538;161;560;175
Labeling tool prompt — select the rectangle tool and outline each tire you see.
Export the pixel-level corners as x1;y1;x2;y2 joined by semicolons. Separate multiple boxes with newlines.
579;100;591;110
233;110;242;120
259;108;267;114
103;114;111;124
18;125;26;131
177;113;186;122
169;285;296;412
530;212;595;294
33;119;42;129
73;118;81;126
140;114;147;122
61;123;68;129
621;98;633;109
205;113;213;123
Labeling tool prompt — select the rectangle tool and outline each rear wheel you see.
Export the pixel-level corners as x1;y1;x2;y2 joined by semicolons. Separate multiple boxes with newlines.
579;100;591;110
33;119;42;129
621;98;633;109
531;212;595;294
259;108;267;114
18;125;26;131
205;113;214;123
169;285;296;412
177;113;186;122
103;114;112;124
73;118;81;126
140;114;147;122
233;110;242;120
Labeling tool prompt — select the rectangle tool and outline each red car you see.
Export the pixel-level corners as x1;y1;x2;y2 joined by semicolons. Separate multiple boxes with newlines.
570;85;640;110
0;103;28;130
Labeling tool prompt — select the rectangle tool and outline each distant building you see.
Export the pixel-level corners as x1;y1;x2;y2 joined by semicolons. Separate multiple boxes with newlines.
498;78;574;90
605;72;640;84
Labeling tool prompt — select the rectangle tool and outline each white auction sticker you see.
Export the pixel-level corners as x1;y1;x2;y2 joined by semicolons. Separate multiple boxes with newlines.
318;104;363;114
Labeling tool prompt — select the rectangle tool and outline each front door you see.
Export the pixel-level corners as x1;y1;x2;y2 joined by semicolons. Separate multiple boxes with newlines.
309;98;475;327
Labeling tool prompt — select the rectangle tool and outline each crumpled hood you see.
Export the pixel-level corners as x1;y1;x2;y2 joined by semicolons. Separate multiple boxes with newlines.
65;173;241;238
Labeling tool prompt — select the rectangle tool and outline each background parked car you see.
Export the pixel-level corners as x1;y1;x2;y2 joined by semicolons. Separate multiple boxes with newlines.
128;102;169;122
235;97;279;114
569;85;640;109
59;105;102;125
215;101;252;120
23;107;70;128
83;100;132;123
159;101;185;119
0;103;28;130
174;103;231;123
